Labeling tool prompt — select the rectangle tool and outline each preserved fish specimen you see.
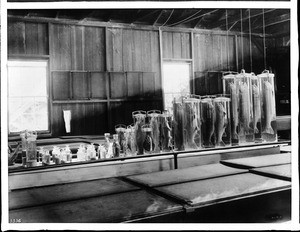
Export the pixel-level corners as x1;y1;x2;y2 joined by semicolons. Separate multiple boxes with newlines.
142;124;154;153
147;110;161;153
173;99;185;151
200;97;215;148
183;97;201;150
160;111;173;152
133;111;146;155
257;70;277;142
251;75;264;143
239;82;253;135
262;81;276;134
222;72;239;144
214;96;231;147
236;70;255;144
115;124;126;153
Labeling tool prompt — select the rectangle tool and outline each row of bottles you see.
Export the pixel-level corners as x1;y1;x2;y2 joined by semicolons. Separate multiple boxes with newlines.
223;69;277;145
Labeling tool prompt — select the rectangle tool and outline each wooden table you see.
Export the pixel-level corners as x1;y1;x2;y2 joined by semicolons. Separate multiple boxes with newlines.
125;163;248;187
250;164;291;181
220;153;291;169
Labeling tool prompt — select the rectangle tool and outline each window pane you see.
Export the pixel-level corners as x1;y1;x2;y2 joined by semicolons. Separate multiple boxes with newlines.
8;61;49;133
163;62;191;111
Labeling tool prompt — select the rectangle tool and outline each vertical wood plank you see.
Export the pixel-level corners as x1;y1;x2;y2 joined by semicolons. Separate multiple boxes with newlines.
37;23;48;55
8;21;25;54
122;29;133;72
141;30;152;72
132;30;142;71
172;32;181;59
151;31;161;97
25;22;38;55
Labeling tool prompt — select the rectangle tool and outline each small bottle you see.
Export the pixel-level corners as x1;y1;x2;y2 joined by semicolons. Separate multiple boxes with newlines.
99;145;106;159
43;150;51;165
65;145;72;163
39;147;45;165
90;144;97;160
112;134;121;158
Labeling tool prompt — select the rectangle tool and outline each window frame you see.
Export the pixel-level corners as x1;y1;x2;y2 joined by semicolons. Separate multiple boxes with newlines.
162;60;193;110
7;58;52;137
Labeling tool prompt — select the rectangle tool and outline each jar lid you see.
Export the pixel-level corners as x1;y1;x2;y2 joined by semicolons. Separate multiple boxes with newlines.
214;97;231;102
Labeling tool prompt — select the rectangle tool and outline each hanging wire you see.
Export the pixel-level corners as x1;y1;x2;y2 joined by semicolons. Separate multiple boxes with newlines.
226;9;230;70
248;9;253;72
161;9;174;27
240;9;244;70
167;9;219;27
262;9;267;70
166;10;202;27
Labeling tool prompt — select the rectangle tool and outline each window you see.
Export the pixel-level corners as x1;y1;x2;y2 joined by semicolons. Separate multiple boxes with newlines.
8;60;49;133
162;62;191;111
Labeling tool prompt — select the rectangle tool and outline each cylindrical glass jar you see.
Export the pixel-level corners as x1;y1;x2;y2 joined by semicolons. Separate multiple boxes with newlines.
200;95;216;148
257;70;277;142
132;111;146;155
115;124;127;154
142;124;154;154
25;130;37;167
159;110;173;152
236;70;255;144
223;73;239;145
182;95;201;150
213;95;231;147
147;110;161;153
251;74;263;142
172;97;185;151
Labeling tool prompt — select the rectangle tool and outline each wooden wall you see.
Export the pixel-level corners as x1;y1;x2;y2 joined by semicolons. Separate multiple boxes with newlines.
8;18;272;137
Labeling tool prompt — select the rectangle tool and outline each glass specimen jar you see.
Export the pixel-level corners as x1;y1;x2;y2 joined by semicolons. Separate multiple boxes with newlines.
213;95;231;147
200;95;216;148
147;110;161;153
132;111;146;155
222;72;239;145
251;74;263;142
235;69;255;144
172;97;185;151
257;70;277;142
159;110;173;152
115;124;127;154
182;95;201;150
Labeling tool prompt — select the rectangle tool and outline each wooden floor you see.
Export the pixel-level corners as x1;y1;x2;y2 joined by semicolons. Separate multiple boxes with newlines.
9;152;291;223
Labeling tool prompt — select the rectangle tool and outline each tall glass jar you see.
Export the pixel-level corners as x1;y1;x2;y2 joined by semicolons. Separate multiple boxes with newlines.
257;70;277;142
147;110;161;153
213;95;231;147
22;130;37;167
125;124;137;156
142;124;154;154
182;95;201;150
132;111;146;155
251;74;263;142
200;95;216;148
159;110;173;152
236;69;255;144
172;97;185;151
223;73;239;145
115;124;126;154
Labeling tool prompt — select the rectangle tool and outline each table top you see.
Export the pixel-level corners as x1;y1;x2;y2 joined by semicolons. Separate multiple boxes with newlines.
9;190;183;223
126;163;248;187
250;164;291;181
9;177;139;210
156;173;291;206
220;153;291;169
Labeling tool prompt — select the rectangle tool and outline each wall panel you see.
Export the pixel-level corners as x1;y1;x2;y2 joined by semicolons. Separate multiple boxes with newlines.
8;20;48;55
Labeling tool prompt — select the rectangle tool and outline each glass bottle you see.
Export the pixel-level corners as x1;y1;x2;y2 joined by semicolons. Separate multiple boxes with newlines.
147;110;161;153
257;70;277;142
173;97;185;151
235;69;255;144
112;134;121;158
132;111;146;155
200;95;216;148
213;95;232;147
